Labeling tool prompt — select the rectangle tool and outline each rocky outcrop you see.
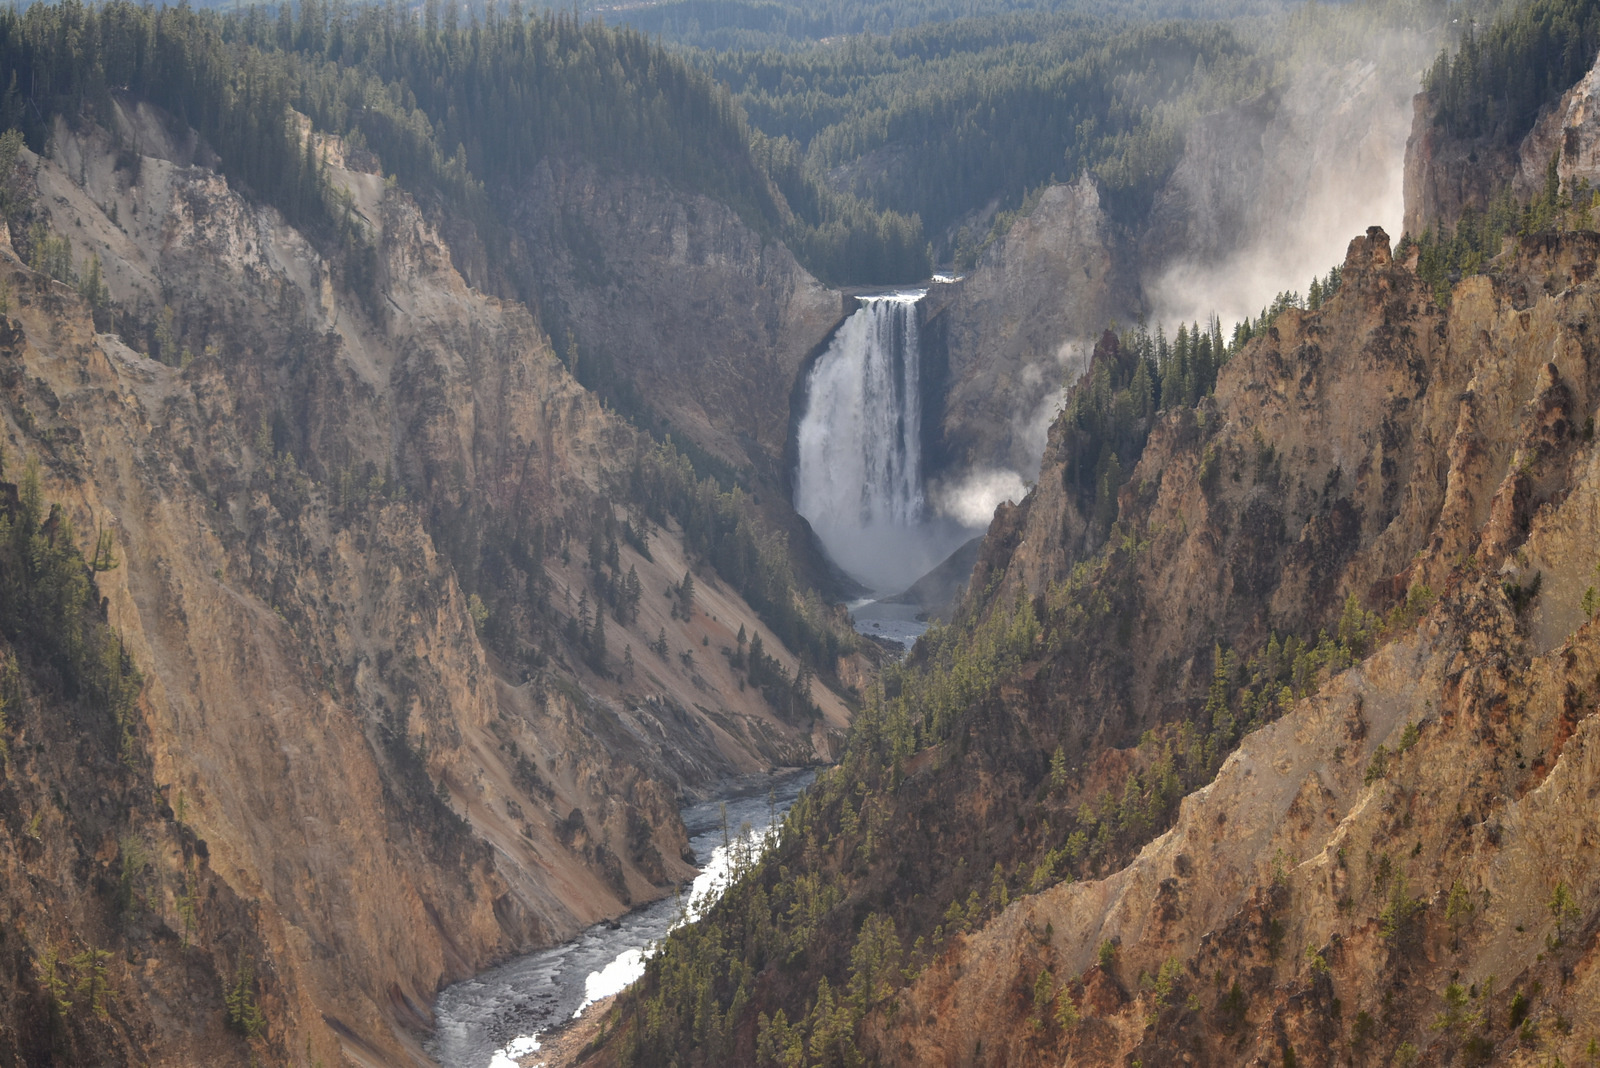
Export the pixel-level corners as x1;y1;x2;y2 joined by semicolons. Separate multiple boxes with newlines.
1516;52;1600;199
869;228;1600;1066
1406;48;1600;235
0;102;852;1067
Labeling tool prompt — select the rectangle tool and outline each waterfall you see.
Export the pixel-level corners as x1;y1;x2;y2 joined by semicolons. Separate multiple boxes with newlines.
795;292;941;593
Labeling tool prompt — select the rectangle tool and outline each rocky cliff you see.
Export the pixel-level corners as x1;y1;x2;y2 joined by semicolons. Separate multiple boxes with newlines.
1405;46;1600;236
0;99;853;1067
870;227;1600;1067
586;224;1600;1068
1402;90;1523;237
927;177;1135;483
503;156;847;484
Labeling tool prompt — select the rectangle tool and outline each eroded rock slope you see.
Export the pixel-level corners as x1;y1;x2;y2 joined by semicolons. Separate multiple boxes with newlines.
505;157;847;482
874;228;1600;1067
0;100;851;1068
587;226;1600;1068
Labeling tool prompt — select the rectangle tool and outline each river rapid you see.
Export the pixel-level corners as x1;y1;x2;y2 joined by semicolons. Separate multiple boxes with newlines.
428;769;815;1068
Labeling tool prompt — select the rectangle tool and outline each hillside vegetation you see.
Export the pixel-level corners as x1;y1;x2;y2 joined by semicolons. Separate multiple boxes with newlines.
587;0;1600;1062
0;0;928;284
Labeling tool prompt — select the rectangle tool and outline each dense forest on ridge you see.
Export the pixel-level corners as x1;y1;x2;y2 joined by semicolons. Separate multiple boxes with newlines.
648;0;1451;261
0;0;930;284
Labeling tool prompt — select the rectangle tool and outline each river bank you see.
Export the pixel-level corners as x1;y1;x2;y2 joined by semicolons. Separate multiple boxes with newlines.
508;992;615;1068
429;769;816;1068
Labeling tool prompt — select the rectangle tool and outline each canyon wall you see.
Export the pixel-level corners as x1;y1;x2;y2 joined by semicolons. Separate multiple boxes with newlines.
1404;48;1600;236
0;101;850;1067
577;225;1600;1068
927;176;1133;484
871;227;1600;1067
503;157;848;483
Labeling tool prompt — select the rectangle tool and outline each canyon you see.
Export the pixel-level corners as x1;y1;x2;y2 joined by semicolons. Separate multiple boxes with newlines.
572;34;1600;1068
6;2;1600;1065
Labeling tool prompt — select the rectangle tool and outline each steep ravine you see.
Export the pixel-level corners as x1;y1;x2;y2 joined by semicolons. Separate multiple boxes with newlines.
0;102;854;1067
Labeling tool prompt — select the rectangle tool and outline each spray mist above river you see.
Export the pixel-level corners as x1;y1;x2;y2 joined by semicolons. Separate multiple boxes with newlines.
794;290;1016;595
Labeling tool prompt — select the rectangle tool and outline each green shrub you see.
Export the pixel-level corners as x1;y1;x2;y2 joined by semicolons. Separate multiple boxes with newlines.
224;957;266;1038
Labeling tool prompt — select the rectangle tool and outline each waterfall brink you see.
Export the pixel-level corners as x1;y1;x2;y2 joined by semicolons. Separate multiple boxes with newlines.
795;292;947;593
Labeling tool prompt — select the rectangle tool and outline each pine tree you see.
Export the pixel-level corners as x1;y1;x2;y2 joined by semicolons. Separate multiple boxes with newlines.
1129;356;1154;418
224;957;266;1037
77;253;109;323
588;611;607;672
623;565;642;623
748;632;766;686
1204;644;1235;756
70;947;112;1020
1161;323;1187;409
678;569;695;619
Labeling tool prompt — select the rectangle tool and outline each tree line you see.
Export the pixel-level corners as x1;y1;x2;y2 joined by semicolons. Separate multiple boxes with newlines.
0;0;930;285
1424;0;1600;144
607;0;1304;53
697;13;1271;255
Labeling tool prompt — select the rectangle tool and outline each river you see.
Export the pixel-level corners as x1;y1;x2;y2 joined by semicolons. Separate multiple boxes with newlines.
848;598;928;649
428;769;816;1068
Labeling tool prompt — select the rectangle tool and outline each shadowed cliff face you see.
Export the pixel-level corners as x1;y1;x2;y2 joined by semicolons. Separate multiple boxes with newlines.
0;101;852;1067
1402;90;1523;238
869;228;1600;1066
502;156;848;482
929;177;1134;487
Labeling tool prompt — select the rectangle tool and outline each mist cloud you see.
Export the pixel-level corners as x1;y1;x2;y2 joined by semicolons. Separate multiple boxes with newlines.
932;467;1031;528
1148;47;1432;331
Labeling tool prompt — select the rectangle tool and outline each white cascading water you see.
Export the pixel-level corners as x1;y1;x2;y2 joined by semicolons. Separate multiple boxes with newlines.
795;291;966;595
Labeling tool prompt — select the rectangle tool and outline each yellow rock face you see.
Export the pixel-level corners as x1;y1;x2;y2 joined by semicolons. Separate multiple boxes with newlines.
869;229;1600;1067
0;109;850;1066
